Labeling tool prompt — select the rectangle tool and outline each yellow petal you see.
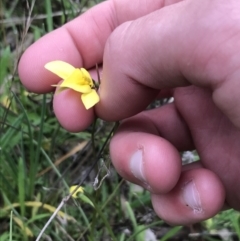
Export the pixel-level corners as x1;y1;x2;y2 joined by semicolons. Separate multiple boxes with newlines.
58;68;92;93
60;83;92;93
80;68;94;86
81;90;100;109
61;68;92;87
69;185;84;199
45;61;75;79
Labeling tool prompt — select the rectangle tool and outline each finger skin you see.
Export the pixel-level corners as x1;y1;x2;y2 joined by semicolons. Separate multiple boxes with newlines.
174;86;240;210
18;0;177;93
19;0;240;130
110;85;240;224
99;0;240;129
110;107;226;224
109;102;194;193
18;1;112;93
114;103;194;152
53;89;94;132
151;168;225;225
110;131;182;193
18;0;181;131
109;102;192;193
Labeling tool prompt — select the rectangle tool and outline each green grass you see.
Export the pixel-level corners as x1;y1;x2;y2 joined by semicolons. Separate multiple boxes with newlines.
1;0;240;240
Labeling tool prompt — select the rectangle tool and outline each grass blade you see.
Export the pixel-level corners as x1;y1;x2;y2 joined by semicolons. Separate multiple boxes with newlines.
18;157;26;217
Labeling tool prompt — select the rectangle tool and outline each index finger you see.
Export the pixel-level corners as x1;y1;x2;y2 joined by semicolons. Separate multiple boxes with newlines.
18;0;174;93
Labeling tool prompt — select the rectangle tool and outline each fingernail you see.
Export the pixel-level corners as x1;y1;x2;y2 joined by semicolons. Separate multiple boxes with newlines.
130;150;146;182
182;180;203;213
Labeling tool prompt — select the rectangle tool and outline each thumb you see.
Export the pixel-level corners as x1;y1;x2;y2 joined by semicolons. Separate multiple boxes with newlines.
97;0;240;129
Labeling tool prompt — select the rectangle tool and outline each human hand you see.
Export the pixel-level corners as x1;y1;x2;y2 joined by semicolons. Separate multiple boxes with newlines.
18;0;240;225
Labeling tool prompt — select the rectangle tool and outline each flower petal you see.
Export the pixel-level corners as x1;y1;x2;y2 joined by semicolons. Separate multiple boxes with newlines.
44;61;75;79
81;90;100;109
60;82;92;93
61;68;92;86
80;68;94;86
69;185;84;199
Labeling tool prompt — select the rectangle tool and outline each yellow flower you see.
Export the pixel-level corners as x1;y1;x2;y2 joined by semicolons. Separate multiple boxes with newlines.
44;61;99;109
69;185;84;199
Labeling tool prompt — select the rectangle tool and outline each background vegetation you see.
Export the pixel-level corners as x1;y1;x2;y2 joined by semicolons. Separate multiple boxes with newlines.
1;0;240;240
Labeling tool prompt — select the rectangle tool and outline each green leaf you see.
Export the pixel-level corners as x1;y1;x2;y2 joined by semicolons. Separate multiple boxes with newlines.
78;193;95;208
160;226;182;241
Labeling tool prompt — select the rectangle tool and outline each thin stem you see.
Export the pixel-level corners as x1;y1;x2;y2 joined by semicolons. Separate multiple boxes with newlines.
35;199;66;241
